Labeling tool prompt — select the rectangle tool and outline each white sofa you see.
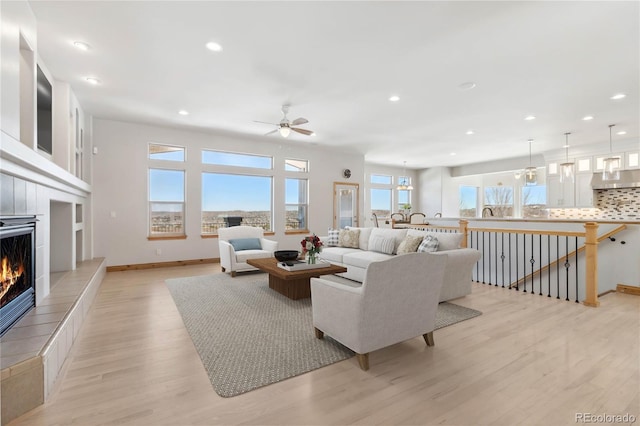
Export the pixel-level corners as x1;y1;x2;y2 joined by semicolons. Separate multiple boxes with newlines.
318;227;481;302
218;226;278;277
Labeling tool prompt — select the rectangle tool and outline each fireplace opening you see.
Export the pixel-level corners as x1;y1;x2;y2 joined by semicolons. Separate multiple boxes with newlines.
0;216;36;337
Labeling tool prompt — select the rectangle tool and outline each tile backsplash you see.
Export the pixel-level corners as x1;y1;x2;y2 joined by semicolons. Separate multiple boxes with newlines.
548;187;639;220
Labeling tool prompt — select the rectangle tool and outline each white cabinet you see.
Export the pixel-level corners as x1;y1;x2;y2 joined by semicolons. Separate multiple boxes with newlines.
625;151;639;169
594;153;624;172
574;156;594;207
547;175;574;207
575;174;594;206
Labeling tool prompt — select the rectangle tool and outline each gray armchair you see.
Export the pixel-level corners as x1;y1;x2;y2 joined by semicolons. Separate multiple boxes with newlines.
310;253;447;370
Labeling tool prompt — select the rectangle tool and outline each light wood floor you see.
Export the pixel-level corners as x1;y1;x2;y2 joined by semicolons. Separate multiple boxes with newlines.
9;264;639;426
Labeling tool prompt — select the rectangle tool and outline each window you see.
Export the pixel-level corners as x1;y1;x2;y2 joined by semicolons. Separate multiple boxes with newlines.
149;143;185;161
370;174;392;184
149;169;185;237
459;186;478;218
285;158;308;172
484;186;514;218
202;150;271;169
202;173;272;234
285;178;308;231
522;185;547;218
397;187;411;211
371;188;392;219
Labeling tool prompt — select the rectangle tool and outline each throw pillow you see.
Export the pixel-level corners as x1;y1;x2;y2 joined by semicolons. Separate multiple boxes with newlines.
326;229;340;247
431;232;463;251
228;238;262;251
369;227;408;254
338;229;360;248
369;235;395;255
417;235;439;253
396;235;423;255
346;226;372;251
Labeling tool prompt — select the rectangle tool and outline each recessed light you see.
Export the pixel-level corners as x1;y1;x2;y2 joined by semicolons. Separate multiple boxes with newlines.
466;130;474;135
389;95;400;102
178;110;189;116
310;132;316;136
458;82;476;91
616;130;627;135
524;115;536;121
450;152;456;156
610;93;626;100
73;41;91;51
206;41;223;52
85;77;101;85
582;115;594;121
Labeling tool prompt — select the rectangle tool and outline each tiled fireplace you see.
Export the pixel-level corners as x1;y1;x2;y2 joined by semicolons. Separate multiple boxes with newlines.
0;216;36;336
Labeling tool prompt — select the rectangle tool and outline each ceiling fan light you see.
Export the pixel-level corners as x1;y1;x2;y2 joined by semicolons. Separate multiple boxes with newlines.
279;127;291;138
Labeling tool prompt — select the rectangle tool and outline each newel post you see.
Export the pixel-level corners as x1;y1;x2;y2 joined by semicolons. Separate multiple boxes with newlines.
584;222;600;307
459;220;469;248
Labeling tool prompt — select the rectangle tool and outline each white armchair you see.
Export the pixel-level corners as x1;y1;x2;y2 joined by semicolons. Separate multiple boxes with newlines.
311;252;447;371
218;226;278;277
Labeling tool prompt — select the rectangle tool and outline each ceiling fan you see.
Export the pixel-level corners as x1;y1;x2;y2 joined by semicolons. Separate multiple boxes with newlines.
254;105;314;138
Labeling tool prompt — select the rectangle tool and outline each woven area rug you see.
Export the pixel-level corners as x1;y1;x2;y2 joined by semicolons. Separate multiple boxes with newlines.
165;273;481;397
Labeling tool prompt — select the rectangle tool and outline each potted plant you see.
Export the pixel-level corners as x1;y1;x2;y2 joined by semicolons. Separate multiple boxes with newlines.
402;203;411;215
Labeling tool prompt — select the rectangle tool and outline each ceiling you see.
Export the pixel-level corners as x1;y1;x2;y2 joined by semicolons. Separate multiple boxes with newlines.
29;1;639;169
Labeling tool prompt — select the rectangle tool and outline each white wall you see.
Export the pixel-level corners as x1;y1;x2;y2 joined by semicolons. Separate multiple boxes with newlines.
1;0;37;143
417;166;448;217
1;0;92;303
91;118;365;266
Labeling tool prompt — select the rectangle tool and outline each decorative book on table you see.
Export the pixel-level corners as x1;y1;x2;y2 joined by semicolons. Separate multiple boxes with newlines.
277;260;331;271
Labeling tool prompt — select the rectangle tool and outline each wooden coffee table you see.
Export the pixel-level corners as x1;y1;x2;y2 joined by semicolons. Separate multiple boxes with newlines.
247;257;347;300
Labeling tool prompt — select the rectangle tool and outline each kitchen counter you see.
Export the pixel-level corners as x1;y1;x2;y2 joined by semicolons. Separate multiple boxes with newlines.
423;217;640;225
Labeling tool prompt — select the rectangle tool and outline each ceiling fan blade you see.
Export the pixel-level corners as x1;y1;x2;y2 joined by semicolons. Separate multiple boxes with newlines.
264;129;279;136
253;120;278;126
291;127;314;136
291;117;308;126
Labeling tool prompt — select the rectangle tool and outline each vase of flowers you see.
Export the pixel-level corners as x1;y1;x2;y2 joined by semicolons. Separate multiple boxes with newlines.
301;234;323;264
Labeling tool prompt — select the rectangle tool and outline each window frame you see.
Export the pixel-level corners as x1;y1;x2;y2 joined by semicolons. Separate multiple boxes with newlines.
201;149;272;169
148;142;186;162
148;167;186;239
201;171;274;235
285;177;309;234
483;185;514;218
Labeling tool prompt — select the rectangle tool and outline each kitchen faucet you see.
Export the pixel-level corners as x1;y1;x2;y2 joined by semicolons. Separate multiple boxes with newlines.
482;207;494;217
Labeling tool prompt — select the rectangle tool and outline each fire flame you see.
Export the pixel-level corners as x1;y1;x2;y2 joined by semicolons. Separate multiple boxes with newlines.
1;256;24;301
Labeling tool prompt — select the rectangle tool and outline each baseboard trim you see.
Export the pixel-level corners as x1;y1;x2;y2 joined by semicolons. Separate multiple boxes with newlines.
616;284;640;296
107;258;219;272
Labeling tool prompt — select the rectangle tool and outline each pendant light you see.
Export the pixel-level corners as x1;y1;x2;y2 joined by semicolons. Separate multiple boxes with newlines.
397;161;413;190
524;139;537;186
559;132;574;183
602;124;620;181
